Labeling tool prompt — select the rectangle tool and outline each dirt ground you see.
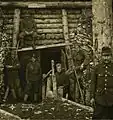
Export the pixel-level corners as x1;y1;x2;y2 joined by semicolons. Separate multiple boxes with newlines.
0;98;93;120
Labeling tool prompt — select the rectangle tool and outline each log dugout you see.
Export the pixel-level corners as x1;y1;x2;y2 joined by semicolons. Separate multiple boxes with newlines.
20;9;64;45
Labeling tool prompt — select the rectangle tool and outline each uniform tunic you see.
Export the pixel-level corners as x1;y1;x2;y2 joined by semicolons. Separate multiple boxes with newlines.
25;61;41;94
91;62;113;106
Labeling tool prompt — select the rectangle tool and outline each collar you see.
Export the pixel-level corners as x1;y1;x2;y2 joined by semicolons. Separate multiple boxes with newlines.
102;62;111;67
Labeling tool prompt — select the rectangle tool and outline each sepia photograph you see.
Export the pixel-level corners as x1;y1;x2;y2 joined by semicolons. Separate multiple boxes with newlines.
0;0;112;119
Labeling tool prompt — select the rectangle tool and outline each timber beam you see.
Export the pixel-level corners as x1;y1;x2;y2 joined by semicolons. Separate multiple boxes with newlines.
0;2;92;8
17;43;72;52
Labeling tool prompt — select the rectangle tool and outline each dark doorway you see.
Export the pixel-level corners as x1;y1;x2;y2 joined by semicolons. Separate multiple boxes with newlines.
40;48;61;74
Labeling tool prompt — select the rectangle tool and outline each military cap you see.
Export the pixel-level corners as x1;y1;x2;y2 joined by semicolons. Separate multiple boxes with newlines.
101;46;112;56
56;63;61;68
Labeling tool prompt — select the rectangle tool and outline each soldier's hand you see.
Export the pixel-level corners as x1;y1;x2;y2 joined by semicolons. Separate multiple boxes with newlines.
90;98;95;106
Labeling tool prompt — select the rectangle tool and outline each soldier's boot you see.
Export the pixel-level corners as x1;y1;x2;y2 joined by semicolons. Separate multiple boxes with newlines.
11;89;17;99
24;94;29;102
34;93;37;102
3;87;9;102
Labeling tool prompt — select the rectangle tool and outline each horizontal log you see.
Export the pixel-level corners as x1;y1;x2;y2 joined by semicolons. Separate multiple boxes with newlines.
0;2;92;8
68;19;79;23
4;19;13;24
68;14;81;19
0;108;21;120
22;9;61;14
34;19;62;24
4;30;13;34
67;10;81;14
4;24;13;29
37;33;63;39
34;14;62;19
36;23;62;29
18;42;71;52
37;28;63;33
61;98;94;112
68;23;78;28
3;15;14;18
26;39;64;45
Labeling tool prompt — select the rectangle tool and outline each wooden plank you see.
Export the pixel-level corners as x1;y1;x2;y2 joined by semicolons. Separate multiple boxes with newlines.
0;2;92;8
34;19;62;24
18;42;72;52
37;28;63;33
34;14;62;19
36;23;62;29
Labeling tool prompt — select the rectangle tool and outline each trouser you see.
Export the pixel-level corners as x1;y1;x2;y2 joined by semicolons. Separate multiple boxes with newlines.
19;31;37;48
92;103;113;120
57;85;68;98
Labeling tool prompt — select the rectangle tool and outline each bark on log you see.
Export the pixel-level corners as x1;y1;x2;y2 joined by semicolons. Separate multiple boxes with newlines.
68;19;79;23
36;24;62;29
34;19;62;24
18;42;72;52
51;60;57;97
34;14;62;19
0;2;91;8
61;98;94;112
62;9;73;69
12;9;20;48
26;39;64;45
0;108;21;120
92;0;113;55
68;14;81;19
37;28;63;33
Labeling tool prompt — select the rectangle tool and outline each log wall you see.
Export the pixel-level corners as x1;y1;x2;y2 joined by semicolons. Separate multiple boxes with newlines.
2;8;92;47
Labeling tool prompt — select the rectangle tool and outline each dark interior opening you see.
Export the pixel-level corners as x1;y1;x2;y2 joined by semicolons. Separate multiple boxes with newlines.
40;47;61;74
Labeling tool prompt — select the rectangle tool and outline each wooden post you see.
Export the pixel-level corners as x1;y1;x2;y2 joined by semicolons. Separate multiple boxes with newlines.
92;0;113;59
0;8;5;101
62;9;73;70
51;60;57;98
12;9;20;57
62;9;84;103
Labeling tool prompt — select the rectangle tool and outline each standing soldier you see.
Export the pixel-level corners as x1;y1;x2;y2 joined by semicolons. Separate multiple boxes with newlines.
3;52;21;102
24;54;41;102
19;13;37;49
90;46;113;119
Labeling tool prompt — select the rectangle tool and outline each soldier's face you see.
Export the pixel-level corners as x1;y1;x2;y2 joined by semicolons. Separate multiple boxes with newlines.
56;65;62;73
102;55;112;63
31;57;36;62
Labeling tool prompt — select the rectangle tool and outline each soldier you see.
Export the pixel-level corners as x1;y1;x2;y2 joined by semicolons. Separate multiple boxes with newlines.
3;52;21;102
55;63;69;98
24;54;41;102
90;46;113;119
19;13;37;48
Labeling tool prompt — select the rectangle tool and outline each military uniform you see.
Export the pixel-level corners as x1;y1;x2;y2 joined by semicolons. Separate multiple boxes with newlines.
90;47;113;119
55;69;69;98
25;60;41;94
19;15;37;48
24;58;41;102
